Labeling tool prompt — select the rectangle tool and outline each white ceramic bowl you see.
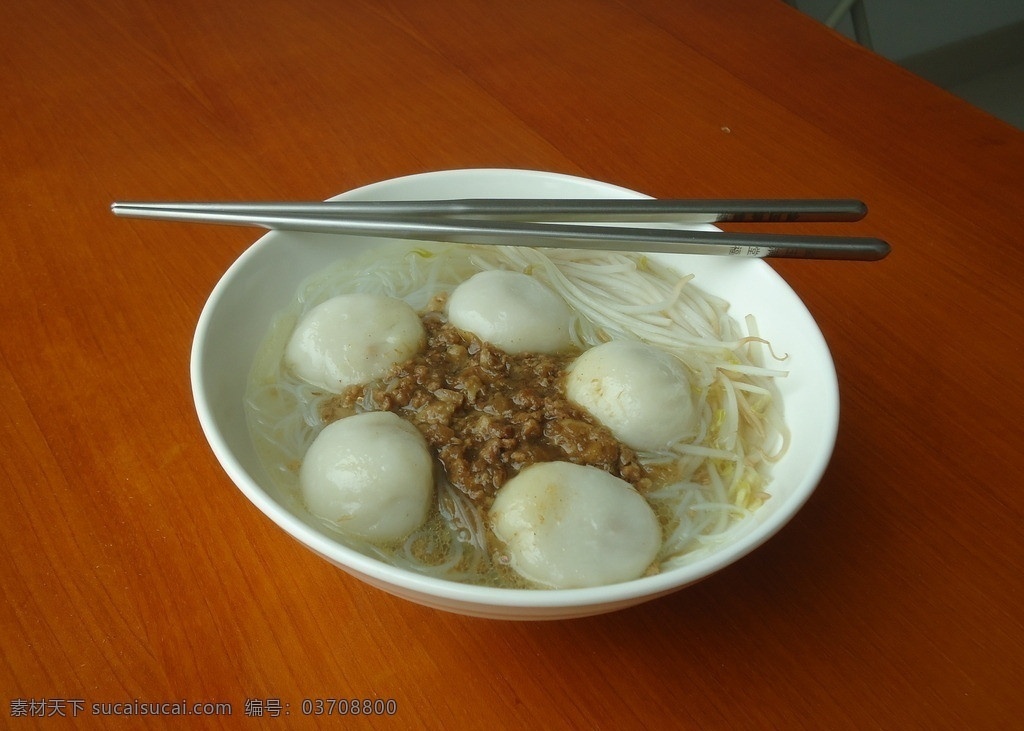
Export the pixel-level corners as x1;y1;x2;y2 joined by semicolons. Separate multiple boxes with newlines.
191;169;838;620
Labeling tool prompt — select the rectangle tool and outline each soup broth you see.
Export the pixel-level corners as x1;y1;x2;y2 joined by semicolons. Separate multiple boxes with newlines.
245;243;789;587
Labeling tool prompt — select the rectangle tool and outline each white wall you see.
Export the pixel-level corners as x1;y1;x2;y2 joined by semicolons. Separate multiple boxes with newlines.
793;0;1024;61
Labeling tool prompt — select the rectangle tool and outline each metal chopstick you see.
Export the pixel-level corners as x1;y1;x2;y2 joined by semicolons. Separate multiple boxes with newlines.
112;198;867;224
111;203;889;261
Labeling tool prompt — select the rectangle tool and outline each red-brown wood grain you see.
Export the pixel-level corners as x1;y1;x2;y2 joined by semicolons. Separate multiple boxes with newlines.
2;0;1021;728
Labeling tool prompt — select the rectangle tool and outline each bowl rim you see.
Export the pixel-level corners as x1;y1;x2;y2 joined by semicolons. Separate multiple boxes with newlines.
190;167;838;610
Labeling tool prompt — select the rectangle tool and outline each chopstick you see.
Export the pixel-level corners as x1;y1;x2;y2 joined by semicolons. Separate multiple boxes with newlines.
110;199;890;261
112;198;868;224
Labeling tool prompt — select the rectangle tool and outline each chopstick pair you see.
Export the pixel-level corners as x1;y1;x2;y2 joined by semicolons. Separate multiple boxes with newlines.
110;198;890;261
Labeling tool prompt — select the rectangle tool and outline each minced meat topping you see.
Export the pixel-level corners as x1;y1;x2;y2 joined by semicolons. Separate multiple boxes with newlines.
329;295;650;506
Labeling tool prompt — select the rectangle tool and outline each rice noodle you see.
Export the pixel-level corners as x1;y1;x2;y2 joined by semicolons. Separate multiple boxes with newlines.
244;243;790;586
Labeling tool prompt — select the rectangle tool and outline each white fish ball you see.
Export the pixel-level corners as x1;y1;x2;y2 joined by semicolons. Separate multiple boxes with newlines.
300;411;433;542
285;293;424;392
446;270;573;354
489;461;661;589
565;340;697;451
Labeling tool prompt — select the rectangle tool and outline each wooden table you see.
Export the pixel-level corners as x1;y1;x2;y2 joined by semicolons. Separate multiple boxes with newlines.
3;0;1022;727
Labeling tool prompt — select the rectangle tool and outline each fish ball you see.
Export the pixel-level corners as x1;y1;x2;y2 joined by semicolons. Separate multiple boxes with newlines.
300;412;433;542
565;340;697;451
489;461;661;589
286;293;424;392
447;270;573;354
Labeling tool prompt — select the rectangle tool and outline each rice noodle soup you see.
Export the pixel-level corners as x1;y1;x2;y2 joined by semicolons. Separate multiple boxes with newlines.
245;243;789;589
